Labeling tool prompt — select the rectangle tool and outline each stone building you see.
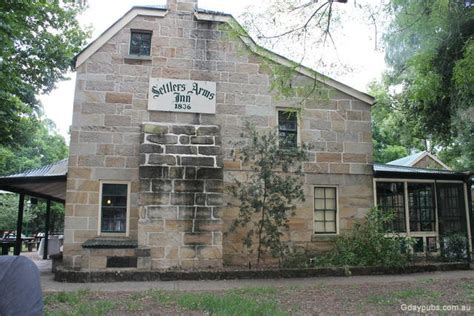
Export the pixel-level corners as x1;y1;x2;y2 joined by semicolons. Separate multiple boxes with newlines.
63;0;392;271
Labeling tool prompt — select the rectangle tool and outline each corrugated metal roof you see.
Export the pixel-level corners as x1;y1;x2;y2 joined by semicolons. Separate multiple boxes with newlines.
374;163;468;176
132;5;167;10
2;159;68;178
387;151;425;166
196;8;231;16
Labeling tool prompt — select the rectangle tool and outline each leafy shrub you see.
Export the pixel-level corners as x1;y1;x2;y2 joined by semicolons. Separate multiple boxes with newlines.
440;233;468;262
313;207;413;268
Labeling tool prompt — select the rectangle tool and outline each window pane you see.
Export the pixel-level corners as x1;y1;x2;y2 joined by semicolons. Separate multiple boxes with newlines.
325;188;336;198
278;111;297;148
437;183;467;235
315;188;325;198
130;31;152;56
101;183;128;233
314;221;325;232
408;183;435;232
314;187;338;234
325;210;336;221
326;199;336;210
376;182;406;233
315;199;325;210
315;211;325;221
325;221;336;233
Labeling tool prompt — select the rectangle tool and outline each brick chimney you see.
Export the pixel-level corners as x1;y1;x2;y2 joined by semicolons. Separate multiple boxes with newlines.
167;0;197;12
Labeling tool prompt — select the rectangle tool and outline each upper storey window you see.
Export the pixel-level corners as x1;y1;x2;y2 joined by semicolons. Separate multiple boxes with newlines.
278;110;298;148
130;31;152;56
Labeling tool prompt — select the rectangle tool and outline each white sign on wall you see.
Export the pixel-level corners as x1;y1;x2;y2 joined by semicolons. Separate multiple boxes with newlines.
147;78;216;114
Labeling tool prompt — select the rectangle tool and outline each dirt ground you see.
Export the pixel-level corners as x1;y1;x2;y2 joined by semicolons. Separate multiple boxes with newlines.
43;270;474;315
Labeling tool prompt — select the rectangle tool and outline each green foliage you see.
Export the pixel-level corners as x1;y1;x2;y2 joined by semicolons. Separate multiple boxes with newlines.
383;0;474;170
0;0;89;147
369;81;424;163
0;194;35;231
0;194;64;234
0;118;68;175
176;291;286;316
440;233;468;262
228;123;308;265
315;207;413;268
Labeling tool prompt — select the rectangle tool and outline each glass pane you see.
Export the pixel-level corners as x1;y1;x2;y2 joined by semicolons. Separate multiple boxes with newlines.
130;32;152;56
325;221;336;233
325;188;336;198
427;237;437;253
326;199;336;210
101;183;128;233
376;182;406;233
413;237;424;253
325;211;336;221
408;183;435;232
437;183;467;235
102;183;127;196
315;211;325;221
315;199;325;210
315;188;325;198
314;221;325;233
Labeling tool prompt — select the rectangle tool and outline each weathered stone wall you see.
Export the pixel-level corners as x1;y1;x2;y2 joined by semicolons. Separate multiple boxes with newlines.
138;123;223;269
64;0;374;270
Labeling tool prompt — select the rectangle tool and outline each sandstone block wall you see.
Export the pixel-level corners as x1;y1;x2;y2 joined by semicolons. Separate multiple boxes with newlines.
138;123;223;269
64;1;374;270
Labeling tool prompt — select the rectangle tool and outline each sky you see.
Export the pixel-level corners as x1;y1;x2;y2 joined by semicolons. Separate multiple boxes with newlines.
39;0;385;142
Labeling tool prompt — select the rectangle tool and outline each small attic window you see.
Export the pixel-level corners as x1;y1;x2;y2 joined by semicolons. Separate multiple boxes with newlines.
129;30;152;56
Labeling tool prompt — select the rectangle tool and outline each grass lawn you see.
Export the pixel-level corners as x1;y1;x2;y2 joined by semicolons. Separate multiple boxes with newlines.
44;277;473;315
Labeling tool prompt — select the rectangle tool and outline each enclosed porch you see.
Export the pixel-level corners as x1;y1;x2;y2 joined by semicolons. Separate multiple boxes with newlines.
373;163;472;258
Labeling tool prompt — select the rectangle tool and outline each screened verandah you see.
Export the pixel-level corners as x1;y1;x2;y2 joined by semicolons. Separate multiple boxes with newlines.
373;163;473;257
0;159;67;259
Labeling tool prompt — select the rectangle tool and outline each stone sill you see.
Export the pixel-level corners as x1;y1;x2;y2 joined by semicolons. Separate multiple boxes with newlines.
124;54;152;61
311;234;338;242
82;238;138;249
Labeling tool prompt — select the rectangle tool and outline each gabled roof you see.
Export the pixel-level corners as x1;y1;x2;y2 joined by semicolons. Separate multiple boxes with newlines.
74;6;375;105
387;151;451;170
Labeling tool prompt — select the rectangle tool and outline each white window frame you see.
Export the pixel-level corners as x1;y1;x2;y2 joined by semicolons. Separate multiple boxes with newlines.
98;181;131;237
276;108;301;147
313;185;339;235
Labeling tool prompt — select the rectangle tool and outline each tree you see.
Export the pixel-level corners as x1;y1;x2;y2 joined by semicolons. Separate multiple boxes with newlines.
0;118;68;235
383;0;474;170
0;0;89;147
0;118;68;176
369;80;425;163
228;123;308;266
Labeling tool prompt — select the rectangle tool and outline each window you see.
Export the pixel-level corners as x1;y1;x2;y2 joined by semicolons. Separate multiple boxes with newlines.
278;111;297;148
100;183;128;233
314;187;337;234
376;182;406;232
129;31;152;56
408;183;435;232
437;183;467;234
